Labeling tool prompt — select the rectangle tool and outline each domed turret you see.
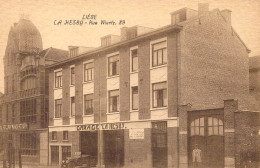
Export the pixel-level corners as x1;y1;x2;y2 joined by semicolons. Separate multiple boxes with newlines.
13;19;43;53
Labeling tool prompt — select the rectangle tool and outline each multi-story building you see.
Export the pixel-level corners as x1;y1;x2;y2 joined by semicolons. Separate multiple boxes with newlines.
47;4;259;168
0;18;68;166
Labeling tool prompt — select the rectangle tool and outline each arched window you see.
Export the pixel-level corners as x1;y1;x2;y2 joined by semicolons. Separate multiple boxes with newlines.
21;76;36;90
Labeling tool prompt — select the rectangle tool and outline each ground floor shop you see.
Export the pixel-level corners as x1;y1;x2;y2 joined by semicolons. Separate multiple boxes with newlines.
0;126;48;167
48;100;260;168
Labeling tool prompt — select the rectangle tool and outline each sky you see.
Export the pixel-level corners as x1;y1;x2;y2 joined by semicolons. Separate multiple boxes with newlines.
0;0;260;93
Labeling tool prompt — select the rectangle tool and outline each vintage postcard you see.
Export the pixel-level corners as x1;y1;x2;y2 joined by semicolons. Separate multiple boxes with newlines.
0;0;259;168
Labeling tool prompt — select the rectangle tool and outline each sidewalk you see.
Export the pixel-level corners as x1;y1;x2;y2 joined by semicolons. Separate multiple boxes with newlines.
0;162;59;168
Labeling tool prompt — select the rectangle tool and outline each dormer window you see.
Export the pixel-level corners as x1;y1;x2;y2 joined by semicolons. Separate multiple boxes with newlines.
69;48;78;57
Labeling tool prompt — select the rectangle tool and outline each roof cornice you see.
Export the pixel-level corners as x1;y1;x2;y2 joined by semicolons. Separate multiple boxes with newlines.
46;24;182;69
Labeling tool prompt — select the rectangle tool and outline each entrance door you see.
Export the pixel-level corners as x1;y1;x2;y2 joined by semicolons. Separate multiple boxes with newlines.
62;146;71;161
80;131;98;165
51;146;59;165
104;130;124;168
152;121;168;168
188;112;224;168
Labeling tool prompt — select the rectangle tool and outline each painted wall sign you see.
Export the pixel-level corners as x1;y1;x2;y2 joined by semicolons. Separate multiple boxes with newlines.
0;123;28;132
129;128;145;139
77;122;125;131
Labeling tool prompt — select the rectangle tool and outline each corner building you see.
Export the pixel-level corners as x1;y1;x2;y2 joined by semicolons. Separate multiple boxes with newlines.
47;4;260;168
0;19;68;166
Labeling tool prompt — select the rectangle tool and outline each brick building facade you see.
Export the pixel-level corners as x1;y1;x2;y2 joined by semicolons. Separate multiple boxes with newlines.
0;19;68;166
47;4;259;168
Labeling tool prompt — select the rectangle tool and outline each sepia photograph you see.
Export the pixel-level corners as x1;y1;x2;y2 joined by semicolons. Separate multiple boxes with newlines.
0;0;259;168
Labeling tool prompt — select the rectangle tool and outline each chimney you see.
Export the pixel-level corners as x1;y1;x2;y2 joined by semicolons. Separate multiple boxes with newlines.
220;9;232;27
198;3;209;16
120;27;128;41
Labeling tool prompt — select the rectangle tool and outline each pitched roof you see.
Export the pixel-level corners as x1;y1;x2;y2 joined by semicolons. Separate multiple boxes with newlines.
249;55;260;70
40;47;69;62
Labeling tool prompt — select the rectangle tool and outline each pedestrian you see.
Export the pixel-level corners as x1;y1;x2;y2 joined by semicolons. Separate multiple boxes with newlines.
192;144;202;168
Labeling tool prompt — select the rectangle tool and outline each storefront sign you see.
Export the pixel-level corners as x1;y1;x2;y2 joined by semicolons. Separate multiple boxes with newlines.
0;123;28;132
77;122;125;131
129;128;144;139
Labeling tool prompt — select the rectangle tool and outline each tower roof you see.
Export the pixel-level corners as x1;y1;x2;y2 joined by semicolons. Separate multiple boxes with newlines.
13;19;43;53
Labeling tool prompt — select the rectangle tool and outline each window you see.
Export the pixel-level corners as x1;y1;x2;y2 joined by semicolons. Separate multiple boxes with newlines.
20;133;37;155
63;131;68;141
6;104;8;123
62;146;71;161
71;97;75;117
108;55;119;76
208;117;224;136
55;99;62;118
20;99;37;123
84;94;93;115
152;41;167;67
132;86;138;110
69;48;78;57
21;77;36;90
5;76;8;94
12;104;15;123
109;90;119;113
190;117;205;136
152;82;167;108
131;49;138;72
70;67;75;85
84;62;94;82
55;70;62;88
52;131;57;141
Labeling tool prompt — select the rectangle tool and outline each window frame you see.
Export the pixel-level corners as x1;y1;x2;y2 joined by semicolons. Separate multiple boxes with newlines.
52;131;57;141
130;46;138;72
107;53;119;77
131;86;139;111
63;131;69;141
70;97;75;117
108;89;120;113
150;37;167;68
152;82;168;108
70;66;75;85
55;99;62;118
54;69;62;88
83;61;94;82
84;94;94;115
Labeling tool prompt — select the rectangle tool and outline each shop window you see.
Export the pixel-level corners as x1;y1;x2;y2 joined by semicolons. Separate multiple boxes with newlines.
20;99;37;123
84;94;94;115
12;104;15;123
55;70;62;88
62;146;71;161
20;133;37;155
208;117;224;136
131;49;138;72
152;82;167;108
190;117;205;136
152;41;167;67
52;131;57;141
63;131;68;141
84;62;94;82
55;99;62;118
132;86;138;110
70;67;75;85
71;97;75;117
109;90;119;113
108;55;119;77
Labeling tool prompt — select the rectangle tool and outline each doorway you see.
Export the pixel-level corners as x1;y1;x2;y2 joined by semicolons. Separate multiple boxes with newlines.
152;121;168;168
104;130;124;168
188;111;224;168
80;131;98;165
51;146;59;165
